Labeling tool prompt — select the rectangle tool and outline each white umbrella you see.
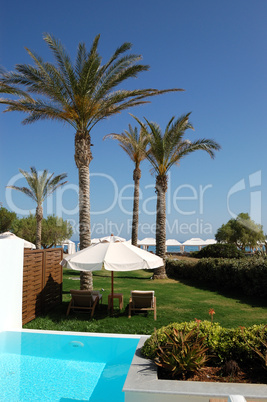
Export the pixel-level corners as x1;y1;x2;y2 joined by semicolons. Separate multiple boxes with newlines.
203;239;217;246
165;239;182;246
138;237;156;250
182;237;205;251
182;237;205;245
138;237;156;245
91;238;100;244
61;235;163;312
76;235;124;251
100;235;126;243
165;239;182;252
60;239;76;254
0;231;36;249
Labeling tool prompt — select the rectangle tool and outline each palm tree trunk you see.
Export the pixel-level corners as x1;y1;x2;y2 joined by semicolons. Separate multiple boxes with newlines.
131;167;141;246
153;175;167;279
78;165;91;248
75;130;93;290
35;204;43;249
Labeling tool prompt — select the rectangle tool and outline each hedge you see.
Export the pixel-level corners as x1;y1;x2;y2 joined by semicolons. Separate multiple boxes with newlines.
166;257;267;298
191;243;245;259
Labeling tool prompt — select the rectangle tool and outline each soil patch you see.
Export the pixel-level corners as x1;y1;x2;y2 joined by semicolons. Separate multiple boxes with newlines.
158;362;267;384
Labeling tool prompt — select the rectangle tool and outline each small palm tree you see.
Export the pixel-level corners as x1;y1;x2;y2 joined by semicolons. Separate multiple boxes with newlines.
7;167;67;249
134;113;221;278
104;124;149;246
0;34;182;290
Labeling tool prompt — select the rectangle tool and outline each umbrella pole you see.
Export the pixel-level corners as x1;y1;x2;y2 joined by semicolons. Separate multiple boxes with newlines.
111;271;114;314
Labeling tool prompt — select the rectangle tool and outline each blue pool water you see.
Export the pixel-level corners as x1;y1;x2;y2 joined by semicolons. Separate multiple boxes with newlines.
0;331;140;402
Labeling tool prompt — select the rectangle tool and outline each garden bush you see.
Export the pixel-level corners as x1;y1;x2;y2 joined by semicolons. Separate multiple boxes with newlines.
141;321;267;372
191;243;245;259
166;257;267;298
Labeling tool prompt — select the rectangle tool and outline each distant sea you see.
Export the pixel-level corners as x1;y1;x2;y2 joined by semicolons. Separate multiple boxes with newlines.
65;241;264;254
70;241;197;254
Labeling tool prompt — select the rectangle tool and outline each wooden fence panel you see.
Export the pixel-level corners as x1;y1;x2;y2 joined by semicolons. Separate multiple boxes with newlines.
22;248;63;325
42;248;63;314
23;251;43;325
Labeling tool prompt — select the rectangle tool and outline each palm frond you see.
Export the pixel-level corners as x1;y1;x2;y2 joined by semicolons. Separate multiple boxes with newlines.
0;34;184;135
104;41;133;69
7;167;68;207
77;35;101;97
174;138;221;160
75;43;88;77
0;84;32;100
133;113;220;177
104;122;149;165
43;34;77;88
46;173;68;196
94;56;148;100
6;185;36;202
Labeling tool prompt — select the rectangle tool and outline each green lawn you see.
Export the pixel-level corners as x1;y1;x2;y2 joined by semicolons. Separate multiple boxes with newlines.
24;267;267;335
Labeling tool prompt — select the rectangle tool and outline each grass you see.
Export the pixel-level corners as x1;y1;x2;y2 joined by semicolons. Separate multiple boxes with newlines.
23;265;267;335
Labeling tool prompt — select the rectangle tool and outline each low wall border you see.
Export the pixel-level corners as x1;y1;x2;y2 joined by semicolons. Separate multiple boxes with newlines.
123;337;267;402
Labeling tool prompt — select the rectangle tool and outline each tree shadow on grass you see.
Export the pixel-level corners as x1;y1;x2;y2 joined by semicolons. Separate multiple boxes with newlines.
63;270;154;296
64;268;152;278
36;299;131;325
93;271;152;280
64;269;80;277
176;277;267;309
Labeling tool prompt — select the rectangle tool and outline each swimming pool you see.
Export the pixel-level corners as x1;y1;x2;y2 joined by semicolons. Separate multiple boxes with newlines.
0;330;140;401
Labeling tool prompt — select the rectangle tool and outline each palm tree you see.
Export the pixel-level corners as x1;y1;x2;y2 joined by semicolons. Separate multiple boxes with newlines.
104;124;149;246
0;34;182;289
7;167;67;249
134;113;221;278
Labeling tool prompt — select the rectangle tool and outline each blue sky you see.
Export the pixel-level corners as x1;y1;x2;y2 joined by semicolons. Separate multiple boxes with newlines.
0;0;266;241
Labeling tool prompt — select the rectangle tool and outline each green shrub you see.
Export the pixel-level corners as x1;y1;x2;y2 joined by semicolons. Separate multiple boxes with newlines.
142;321;267;370
240;325;267;371
165;258;197;278
142;321;222;359
192;243;245;259
166;257;267;298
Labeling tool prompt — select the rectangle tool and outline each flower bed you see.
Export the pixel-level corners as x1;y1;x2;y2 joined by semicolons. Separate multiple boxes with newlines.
141;320;267;384
123;336;267;402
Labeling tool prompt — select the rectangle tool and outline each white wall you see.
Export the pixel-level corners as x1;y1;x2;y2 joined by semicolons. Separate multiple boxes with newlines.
0;238;24;330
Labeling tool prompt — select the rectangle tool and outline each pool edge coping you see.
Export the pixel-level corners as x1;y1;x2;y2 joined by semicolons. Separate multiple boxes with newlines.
123;337;267;399
2;328;142;339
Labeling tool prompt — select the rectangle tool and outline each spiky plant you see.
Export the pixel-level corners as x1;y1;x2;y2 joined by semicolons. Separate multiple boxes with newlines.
7;167;67;249
0;34;182;289
134;113;221;278
154;327;209;379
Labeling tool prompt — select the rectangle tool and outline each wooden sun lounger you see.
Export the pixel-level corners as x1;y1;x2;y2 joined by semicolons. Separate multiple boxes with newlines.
66;289;99;318
128;290;156;320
